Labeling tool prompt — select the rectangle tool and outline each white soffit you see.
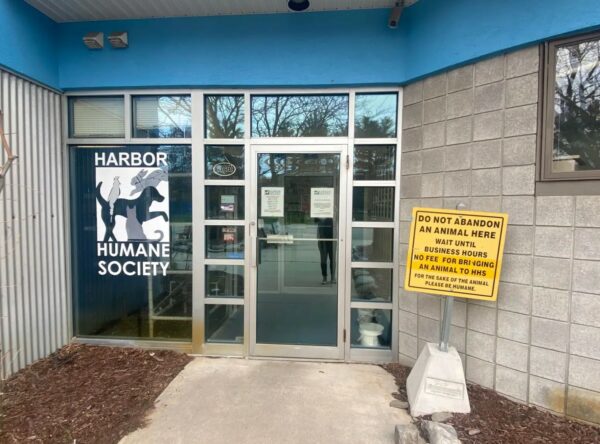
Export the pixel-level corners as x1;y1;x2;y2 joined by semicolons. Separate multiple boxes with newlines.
25;0;418;23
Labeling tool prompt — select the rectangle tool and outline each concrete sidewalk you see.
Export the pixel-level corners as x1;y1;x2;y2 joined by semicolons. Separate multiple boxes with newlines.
120;357;411;444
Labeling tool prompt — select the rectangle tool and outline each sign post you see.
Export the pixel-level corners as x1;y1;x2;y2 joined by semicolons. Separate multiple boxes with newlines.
403;206;508;417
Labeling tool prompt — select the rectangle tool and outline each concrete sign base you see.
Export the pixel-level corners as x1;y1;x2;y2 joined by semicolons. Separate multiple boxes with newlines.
406;343;471;417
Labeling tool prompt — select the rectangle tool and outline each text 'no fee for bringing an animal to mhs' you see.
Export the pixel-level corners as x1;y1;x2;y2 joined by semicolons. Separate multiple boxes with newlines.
404;208;508;301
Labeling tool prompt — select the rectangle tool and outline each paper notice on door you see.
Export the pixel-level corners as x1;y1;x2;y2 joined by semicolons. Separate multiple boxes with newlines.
261;187;284;217
310;188;334;218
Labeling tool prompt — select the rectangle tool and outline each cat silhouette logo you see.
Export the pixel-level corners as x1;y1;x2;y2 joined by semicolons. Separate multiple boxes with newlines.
95;167;170;242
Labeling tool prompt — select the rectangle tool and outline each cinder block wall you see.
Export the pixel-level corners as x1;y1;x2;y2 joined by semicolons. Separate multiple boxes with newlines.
399;46;600;424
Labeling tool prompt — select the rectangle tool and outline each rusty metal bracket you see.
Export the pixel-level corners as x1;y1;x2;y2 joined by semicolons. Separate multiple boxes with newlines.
0;110;18;194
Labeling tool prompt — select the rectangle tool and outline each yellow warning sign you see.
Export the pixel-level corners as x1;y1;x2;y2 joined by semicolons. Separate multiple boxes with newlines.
404;208;508;301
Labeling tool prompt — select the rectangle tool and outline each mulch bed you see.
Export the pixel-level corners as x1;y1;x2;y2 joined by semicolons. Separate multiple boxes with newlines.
0;344;192;444
382;363;600;443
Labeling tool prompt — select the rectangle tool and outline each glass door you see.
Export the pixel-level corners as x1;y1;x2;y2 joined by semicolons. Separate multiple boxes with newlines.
249;146;347;359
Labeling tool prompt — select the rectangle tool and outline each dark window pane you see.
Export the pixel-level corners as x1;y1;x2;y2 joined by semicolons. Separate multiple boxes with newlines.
353;145;396;180
553;38;600;172
206;226;245;259
205;145;245;180
351;268;393;302
352;228;393;262
171;224;192;271
206;305;244;343
206;265;244;298
205;186;245;220
133;95;191;138
351;308;392;349
251;95;349;137
205;95;244;139
355;93;397;138
352;187;395;222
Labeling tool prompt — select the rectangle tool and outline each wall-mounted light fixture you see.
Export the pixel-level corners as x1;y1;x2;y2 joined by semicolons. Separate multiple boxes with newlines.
288;0;310;12
83;32;103;49
108;32;128;49
388;1;404;29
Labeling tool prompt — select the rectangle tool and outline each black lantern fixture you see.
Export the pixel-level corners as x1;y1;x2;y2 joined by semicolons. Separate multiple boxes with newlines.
288;0;310;12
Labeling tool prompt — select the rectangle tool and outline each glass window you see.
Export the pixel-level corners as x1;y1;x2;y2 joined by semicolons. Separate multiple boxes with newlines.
251;95;349;137
546;34;600;178
69;96;124;138
171;224;192;271
354;93;397;138
350;308;392;349
354;145;396;180
205;95;244;139
206;265;244;298
205;145;245;180
351;268;393;302
206;226;245;259
133;95;191;138
352;228;393;262
205;186;245;220
352;187;395;222
205;305;244;343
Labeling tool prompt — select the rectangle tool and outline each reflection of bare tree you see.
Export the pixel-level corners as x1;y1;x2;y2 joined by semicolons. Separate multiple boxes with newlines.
135;96;192;138
252;95;348;137
554;40;600;170
206;96;244;138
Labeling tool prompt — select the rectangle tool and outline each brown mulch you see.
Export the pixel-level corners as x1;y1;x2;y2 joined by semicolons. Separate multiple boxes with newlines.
0;344;192;444
382;363;600;444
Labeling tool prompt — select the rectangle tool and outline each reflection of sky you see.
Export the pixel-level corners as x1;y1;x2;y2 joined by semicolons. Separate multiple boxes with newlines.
354;93;397;123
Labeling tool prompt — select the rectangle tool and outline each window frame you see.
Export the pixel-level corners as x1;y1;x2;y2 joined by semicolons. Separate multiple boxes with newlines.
541;30;600;182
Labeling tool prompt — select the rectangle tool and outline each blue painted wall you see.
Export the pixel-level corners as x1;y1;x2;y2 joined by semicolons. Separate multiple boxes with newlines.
0;0;58;88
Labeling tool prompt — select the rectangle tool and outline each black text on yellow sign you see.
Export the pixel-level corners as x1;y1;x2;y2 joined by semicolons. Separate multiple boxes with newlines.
404;208;508;301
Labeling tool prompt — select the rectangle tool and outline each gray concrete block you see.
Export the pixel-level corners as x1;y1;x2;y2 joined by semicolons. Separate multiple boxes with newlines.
399;309;418;334
569;355;600;392
472;139;501;169
421;148;445;173
497;310;530;343
535;196;574;226
501;196;535;225
501;254;532;286
474;81;505;114
403;102;423;129
418;316;440;343
471;196;502;212
466;356;495;388
504;104;537;137
570;324;600;360
447;89;473;119
530;346;566;382
421;197;444;208
423;96;446;124
529;375;565;413
532;287;569;322
534;226;574;259
572;292;600;328
424;73;447;99
473;110;503;141
450;325;466;353
496;338;529;372
402;127;423;152
399;288;418;313
444;170;471;197
467;303;497;335
423;122;446;149
574;228;600;260
505;73;538;108
533;256;571;290
497;282;532;315
495;365;528;401
502;135;536;166
443;197;471;211
418;294;441;320
446;116;472;145
471;168;501;196
504;225;534;254
402;151;423;175
451;300;467;327
575;196;600;227
567;386;600;424
399;243;409;266
399;353;417;368
475;55;505;86
448;65;474;93
400;198;420;221
572;260;600;294
531;317;569;352
502;165;535;196
506;46;539;78
399;332;418;359
404;81;423;106
444;143;471;171
466;330;496;362
401;175;422;198
400;221;411;243
421;172;444;198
